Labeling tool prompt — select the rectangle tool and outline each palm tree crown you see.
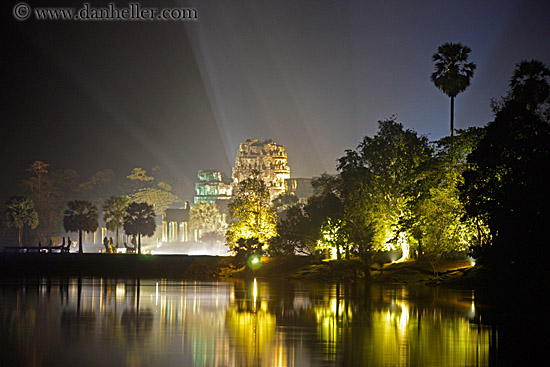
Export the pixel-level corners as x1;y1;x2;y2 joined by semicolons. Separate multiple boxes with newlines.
103;196;129;247
5;196;39;246
123;202;156;254
431;42;476;136
63;200;99;253
510;59;550;110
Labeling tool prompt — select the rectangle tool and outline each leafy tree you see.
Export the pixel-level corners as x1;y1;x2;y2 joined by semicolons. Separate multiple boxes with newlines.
431;42;476;136
401;128;487;265
22;161;79;243
226;171;277;256
268;204;316;257
129;183;180;215
63;200;99;253
318;217;349;259
123;202;156;255
127;167;154;182
189;202;226;241
272;192;299;212
123;168;180;215
510;59;550;111
4;196;38;246
460;100;550;268
103;196;130;248
337;118;432;265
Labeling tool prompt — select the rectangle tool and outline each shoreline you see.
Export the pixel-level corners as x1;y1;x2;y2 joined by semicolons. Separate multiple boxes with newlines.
1;253;483;287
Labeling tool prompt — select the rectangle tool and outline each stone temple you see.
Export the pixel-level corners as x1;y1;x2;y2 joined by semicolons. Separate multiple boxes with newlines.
232;139;291;200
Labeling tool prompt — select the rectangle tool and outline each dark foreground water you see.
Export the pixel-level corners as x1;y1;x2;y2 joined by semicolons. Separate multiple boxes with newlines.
0;278;513;366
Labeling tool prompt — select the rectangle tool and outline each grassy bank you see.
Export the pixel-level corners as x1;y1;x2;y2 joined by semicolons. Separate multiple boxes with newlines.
1;253;478;285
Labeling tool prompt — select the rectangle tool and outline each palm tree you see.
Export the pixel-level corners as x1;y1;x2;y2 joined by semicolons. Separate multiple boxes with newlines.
123;202;156;255
431;42;476;137
510;60;550;110
103;196;129;249
4;196;39;246
63;200;99;253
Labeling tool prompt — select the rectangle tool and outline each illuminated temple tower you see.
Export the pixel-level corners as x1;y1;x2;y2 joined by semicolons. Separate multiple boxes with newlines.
232;139;291;200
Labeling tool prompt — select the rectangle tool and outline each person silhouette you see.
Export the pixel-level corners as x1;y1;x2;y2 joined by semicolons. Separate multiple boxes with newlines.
103;237;110;253
109;237;115;253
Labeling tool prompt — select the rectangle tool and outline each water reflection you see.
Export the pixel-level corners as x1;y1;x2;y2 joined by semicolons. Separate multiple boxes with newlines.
0;278;496;366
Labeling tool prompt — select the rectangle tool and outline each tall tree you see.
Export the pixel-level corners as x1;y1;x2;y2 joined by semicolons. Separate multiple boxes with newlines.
510;59;550;111
226;171;277;255
337;118;432;265
460;100;550;268
22;161;78;243
4;196;39;246
63;200;99;253
123;202;156;255
431;42;476;136
401;128;487;260
103;196;130;248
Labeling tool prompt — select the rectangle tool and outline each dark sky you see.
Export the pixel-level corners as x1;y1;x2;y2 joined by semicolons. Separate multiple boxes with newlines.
2;0;550;202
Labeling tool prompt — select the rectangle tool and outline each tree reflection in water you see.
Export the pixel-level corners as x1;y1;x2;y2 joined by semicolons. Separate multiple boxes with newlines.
0;277;497;366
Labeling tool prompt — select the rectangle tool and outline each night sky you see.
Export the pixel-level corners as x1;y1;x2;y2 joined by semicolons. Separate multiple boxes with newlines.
2;0;549;202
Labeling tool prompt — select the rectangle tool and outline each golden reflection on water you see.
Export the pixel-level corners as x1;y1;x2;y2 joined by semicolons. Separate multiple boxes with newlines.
0;278;495;367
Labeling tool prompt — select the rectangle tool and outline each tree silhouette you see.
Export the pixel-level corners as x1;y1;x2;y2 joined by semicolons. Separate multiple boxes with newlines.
123;202;156;255
510;59;550;110
460;102;550;268
103;196;129;248
431;42;476;136
4;196;39;246
63;200;99;253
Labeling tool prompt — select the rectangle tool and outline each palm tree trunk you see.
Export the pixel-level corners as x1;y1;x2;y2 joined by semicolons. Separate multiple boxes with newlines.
450;96;455;137
115;227;119;248
18;225;23;247
138;234;142;255
79;230;83;254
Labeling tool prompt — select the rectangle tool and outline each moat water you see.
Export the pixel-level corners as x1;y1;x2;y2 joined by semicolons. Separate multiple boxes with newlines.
0;277;532;366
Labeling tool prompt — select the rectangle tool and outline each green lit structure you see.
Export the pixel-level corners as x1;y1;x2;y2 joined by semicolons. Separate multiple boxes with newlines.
194;170;232;204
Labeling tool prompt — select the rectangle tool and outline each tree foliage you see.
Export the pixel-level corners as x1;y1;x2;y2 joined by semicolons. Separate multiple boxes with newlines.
189;202;226;241
337;118;432;260
510;60;550;111
460;101;550;267
63;200;99;253
123;202;156;254
226;172;277;255
401;128;487;264
22;161;79;243
269;173;344;258
125;168;180;215
4;196;38;246
272;192;299;212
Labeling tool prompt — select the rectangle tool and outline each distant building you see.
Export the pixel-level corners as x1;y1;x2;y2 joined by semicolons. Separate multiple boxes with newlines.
232;139;291;200
162;207;190;242
194;170;232;205
284;178;314;204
